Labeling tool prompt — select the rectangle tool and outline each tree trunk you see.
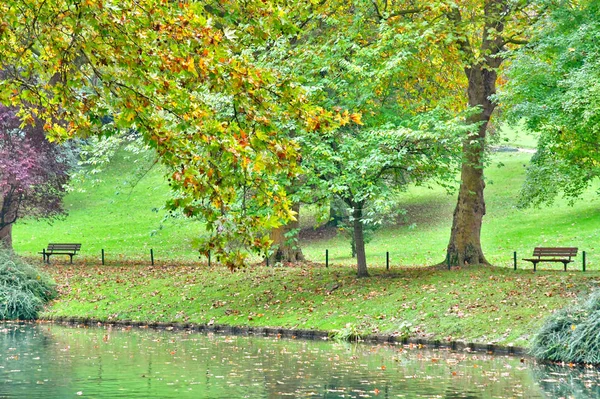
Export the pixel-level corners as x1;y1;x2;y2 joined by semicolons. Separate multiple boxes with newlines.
0;224;13;250
0;192;16;251
352;203;369;277
268;203;305;264
447;65;497;266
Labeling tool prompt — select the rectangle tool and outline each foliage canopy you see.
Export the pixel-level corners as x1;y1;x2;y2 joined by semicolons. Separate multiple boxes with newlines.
501;0;600;207
0;105;71;247
0;0;357;267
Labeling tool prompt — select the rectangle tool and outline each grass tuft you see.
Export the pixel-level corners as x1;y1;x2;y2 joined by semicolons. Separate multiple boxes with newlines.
531;290;600;364
0;249;56;320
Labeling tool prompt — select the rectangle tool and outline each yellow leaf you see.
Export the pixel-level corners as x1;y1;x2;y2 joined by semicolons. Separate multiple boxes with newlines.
350;112;363;125
184;57;195;73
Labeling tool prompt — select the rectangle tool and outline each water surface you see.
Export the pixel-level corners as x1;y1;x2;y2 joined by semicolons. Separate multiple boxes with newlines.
0;323;598;398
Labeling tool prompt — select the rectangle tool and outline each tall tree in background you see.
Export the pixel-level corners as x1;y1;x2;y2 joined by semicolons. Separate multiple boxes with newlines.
500;0;600;207
0;105;70;249
365;0;542;266
286;0;541;267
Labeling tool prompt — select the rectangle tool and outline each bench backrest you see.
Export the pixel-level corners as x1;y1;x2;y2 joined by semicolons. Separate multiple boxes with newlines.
533;247;577;258
47;243;82;251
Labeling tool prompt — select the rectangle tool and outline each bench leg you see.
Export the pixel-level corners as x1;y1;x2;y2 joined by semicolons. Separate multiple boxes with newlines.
69;255;73;264
533;261;537;272
563;262;567;272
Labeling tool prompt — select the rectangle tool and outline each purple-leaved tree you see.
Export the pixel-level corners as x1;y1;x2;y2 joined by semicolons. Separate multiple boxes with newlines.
0;105;70;249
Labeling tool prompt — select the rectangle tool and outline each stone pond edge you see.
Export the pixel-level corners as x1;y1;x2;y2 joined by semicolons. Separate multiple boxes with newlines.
39;316;528;357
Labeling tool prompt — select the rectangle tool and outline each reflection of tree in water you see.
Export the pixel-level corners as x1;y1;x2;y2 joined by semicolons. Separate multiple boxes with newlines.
443;390;481;399
0;323;71;397
533;363;600;399
254;342;542;398
1;323;592;398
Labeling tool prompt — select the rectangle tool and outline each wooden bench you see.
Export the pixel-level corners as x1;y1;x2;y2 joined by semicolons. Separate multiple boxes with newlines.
39;243;82;264
522;247;577;271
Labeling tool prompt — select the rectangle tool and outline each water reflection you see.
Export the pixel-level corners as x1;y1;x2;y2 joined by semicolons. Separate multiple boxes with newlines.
0;323;595;398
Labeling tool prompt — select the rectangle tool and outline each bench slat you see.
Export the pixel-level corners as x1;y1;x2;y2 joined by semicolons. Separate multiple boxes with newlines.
533;247;577;257
47;243;81;251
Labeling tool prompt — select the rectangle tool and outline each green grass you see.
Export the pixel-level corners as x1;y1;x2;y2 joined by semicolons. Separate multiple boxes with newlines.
0;249;56;320
14;148;600;271
14;137;600;345
41;262;600;346
497;121;539;149
15;155;205;262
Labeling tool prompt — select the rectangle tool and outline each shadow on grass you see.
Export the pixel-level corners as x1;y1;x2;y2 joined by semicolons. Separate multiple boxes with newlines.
394;196;454;230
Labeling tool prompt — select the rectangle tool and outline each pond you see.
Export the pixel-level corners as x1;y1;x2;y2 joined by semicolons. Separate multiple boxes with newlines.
0;323;599;398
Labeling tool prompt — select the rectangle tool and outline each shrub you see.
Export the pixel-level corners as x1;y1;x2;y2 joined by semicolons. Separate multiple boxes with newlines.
0;249;56;320
330;322;370;342
531;290;600;364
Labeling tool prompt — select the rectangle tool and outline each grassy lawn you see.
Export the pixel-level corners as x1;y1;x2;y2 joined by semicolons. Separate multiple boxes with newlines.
14;131;600;346
302;150;600;269
14;155;205;262
497;121;539;149
41;261;599;347
14;150;600;270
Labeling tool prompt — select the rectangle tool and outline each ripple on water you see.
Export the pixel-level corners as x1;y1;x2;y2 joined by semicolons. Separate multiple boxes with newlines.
0;323;596;398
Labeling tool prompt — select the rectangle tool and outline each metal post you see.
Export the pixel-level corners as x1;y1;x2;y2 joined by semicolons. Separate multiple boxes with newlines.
208;251;211;267
42;248;46;263
326;249;329;268
386;251;389;270
514;251;517;271
583;250;586;272
150;249;154;266
101;249;105;265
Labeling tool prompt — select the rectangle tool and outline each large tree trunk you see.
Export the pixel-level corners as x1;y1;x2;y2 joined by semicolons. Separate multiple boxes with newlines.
268;203;305;264
447;65;497;266
352;203;369;277
446;0;508;267
0;224;12;250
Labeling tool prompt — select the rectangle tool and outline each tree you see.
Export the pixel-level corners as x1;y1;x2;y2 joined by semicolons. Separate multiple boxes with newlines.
267;202;305;264
500;0;600;207
356;0;544;266
263;2;464;276
0;105;70;249
274;0;539;270
0;0;354;268
303;120;461;277
0;0;542;269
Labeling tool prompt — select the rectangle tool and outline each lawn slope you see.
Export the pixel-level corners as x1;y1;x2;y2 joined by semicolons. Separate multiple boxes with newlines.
41;262;599;346
14;149;600;269
15;154;204;262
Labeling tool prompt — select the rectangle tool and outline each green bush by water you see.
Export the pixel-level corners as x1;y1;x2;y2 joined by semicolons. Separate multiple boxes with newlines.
531;290;600;364
0;249;56;320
